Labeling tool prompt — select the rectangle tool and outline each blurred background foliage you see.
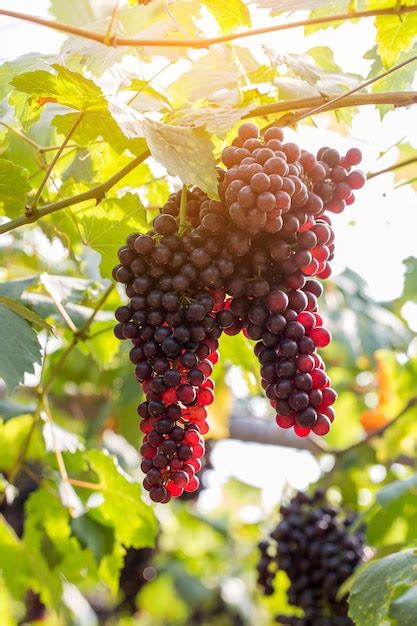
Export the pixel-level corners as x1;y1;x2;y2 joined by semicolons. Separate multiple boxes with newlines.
0;0;417;624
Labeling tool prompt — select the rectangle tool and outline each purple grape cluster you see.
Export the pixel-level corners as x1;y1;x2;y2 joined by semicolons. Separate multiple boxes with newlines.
257;489;366;625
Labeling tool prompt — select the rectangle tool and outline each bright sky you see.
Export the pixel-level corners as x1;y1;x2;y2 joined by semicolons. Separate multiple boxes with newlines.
1;1;416;509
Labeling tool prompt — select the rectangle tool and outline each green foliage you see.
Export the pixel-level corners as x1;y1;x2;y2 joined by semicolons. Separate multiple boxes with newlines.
349;549;417;626
0;304;42;392
0;159;31;218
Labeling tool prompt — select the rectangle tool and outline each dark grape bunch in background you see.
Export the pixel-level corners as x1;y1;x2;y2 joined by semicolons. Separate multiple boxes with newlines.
112;122;366;503
257;489;367;625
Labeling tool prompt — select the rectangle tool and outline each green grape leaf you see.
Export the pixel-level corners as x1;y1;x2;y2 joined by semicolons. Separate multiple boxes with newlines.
349;549;417;626
201;0;251;32
249;0;337;14
11;64;106;112
0;576;17;626
167;48;240;104
78;319;119;368
87;449;158;548
141;119;218;198
23;487;97;597
375;12;417;67
0;277;37;299
0;517;58;608
393;144;417;191
390;585;417;625
49;0;98;25
0;398;36;421
171;103;255;136
11;65;146;155
376;474;417;506
71;192;147;277
264;48;323;85
0;296;53;332
367;45;417;118
305;1;349;33
307;46;343;73
0;52;52;100
120;79;170;113
0;304;42;393
401;256;417;302
61;36;139;79
0;415;44;471
0;158;31;218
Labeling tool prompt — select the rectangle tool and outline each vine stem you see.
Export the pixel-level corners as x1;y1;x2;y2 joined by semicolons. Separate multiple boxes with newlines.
286;53;417;126
30;113;84;212
179;184;189;235
333;397;417;458
0;150;150;236
245;91;417;120
367;155;417;180
1;5;417;49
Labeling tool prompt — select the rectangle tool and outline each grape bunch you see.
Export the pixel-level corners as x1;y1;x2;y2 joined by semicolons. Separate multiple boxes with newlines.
257;489;366;625
112;122;365;502
221;123;364;236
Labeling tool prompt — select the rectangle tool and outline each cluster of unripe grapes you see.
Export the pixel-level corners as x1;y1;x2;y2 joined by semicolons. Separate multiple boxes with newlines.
257;489;367;625
112;123;365;502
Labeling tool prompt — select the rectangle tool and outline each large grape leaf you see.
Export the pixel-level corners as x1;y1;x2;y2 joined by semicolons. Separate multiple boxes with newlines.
393;144;417;191
0;296;52;332
0;277;37;299
0;415;44;471
23;488;97;597
0;159;31;218
0;53;52;100
49;0;113;25
375;11;417;67
349;549;417;626
141;119;218;198
167;48;241;104
402;257;417;301
70;192;147;277
249;0;339;14
87;449;158;548
0;304;42;393
390;585;417;625
305;1;349;33
0;517;58;608
11;64;106;112
366;45;417;116
201;0;251;32
265;48;323;85
11;65;146;155
171;103;255;136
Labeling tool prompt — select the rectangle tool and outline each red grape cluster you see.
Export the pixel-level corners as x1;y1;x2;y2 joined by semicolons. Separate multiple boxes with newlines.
221;123;364;236
112;123;365;502
257;489;366;625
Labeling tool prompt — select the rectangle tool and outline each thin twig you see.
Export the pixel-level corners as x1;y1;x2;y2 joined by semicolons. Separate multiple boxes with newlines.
42;282;77;333
67;478;103;491
0;121;42;151
244;91;417;120
42;394;69;483
104;0;119;45
334;397;417;458
367;155;417;180
1;5;417;49
283;54;417;126
179;184;189;235
0;150;150;235
30;112;84;211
